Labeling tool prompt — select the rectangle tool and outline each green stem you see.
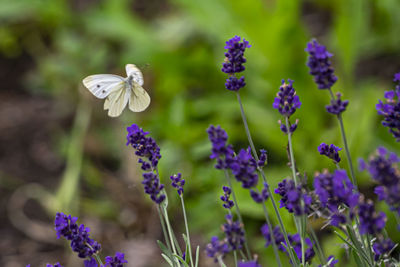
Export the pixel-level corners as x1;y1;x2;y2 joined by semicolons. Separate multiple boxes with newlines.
161;204;179;267
236;92;298;265
308;225;326;264
180;195;194;267
233;250;238;267
285;117;306;266
327;89;357;188
260;193;282;267
223;170;251;260
157;205;172;252
217;256;227;267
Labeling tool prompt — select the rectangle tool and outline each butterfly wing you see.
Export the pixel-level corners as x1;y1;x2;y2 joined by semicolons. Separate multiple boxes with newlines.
129;83;150;112
125;64;144;86
82;74;125;99
106;83;130;117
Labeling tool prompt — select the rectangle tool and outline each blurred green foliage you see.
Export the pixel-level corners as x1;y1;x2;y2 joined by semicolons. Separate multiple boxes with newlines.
2;0;400;265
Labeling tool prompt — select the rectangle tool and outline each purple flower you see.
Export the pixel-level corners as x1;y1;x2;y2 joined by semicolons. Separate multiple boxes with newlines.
223;214;245;250
261;224;286;252
170;173;185;196
207;125;235;169
238;261;261;267
318;143;342;163
54;212;101;258
318;255;338;267
291;234;315;264
373;238;395;260
359;147;400;216
222;36;251;92
250;182;269;203
275;179;312;216
305;39;338;90
376;72;400;141
205;236;230;262
358;198;387;235
258;149;268;167
103;252;128;267
126;124;161;170
326;92;349;115
220;186;234;210
273;79;302;117
230;148;259;188
142;172;165;204
84;258;97;267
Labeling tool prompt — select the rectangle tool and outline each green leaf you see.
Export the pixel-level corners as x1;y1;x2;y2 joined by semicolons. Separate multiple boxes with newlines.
195;246;200;267
173;254;190;267
161;253;174;267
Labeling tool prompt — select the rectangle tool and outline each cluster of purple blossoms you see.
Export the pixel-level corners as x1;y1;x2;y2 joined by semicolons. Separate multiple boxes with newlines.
305;39;338;90
318;255;338;267
126;124;165;204
372;238;395;261
258;149;267;167
250;182;269;203
357;197;387;235
222;36;251;91
359;147;400;216
207;125;235;169
83;253;127;267
230;148;259;188
376;72;400;141
220;186;234;209
222;214;245;250
54;212;101;258
261;224;315;263
318;143;342;164
326;92;349;115
27;264;63;267
275;179;312;216
170;173;185;196
273;79;301;118
126;124;161;170
238;261;262;267
205;236;230;263
313;170;359;226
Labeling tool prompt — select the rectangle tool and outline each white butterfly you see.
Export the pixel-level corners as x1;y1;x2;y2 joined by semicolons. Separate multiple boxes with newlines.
82;64;151;117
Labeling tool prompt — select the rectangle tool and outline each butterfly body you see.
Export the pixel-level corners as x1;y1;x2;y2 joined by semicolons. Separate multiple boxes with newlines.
82;64;150;117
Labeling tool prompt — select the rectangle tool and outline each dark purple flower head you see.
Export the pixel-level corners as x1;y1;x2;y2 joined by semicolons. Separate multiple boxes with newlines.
250;182;269;203
305;39;338;90
273;79;301;117
225;76;246;92
230;148;258;188
318;143;342;163
359;147;400;216
46;264;63;267
222;36;251;74
207;125;235;169
205;236;230;263
326;92;349;115
103;252;128;267
376;72;400;141
275;179;312;216
258;149;268;167
238;261;262;267
358;197;387;235
223;214;245;251
291;234;315;264
373;238;395;261
278;119;299;134
170;173;185;196
54;212;101;258
220;186;234;210
126;124;161;170
142;172;165;204
261;224;286;252
84;258;97;267
314;170;358;210
318;255;338;267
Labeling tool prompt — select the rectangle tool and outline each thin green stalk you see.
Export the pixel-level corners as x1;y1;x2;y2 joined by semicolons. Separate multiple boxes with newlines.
86;244;104;266
236;92;298;265
260;194;283;267
308;225;326;264
223;169;251;260
327;89;357;188
233;250;238;267
161;205;179;267
285;117;306;266
157;205;172;252
180;195;194;267
217;256;228;267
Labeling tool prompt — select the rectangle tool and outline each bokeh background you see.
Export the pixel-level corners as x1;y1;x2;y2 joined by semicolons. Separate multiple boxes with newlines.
1;0;400;266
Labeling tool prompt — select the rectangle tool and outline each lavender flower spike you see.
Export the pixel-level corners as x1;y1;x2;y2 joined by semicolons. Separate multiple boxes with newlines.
220;186;234;210
326;92;349;115
205;236;230;263
376;72;400;141
207;125;235;169
103;252;128;267
170;173;185;196
222;36;251;91
305;39;338;89
273;79;301;117
318;143;342;163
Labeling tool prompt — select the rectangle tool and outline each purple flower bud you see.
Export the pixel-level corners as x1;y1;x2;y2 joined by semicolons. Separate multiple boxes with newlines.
318;143;342;163
205;236;230;263
326;92;349;115
220;186;234;210
273;79;301;117
170;173;185;196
